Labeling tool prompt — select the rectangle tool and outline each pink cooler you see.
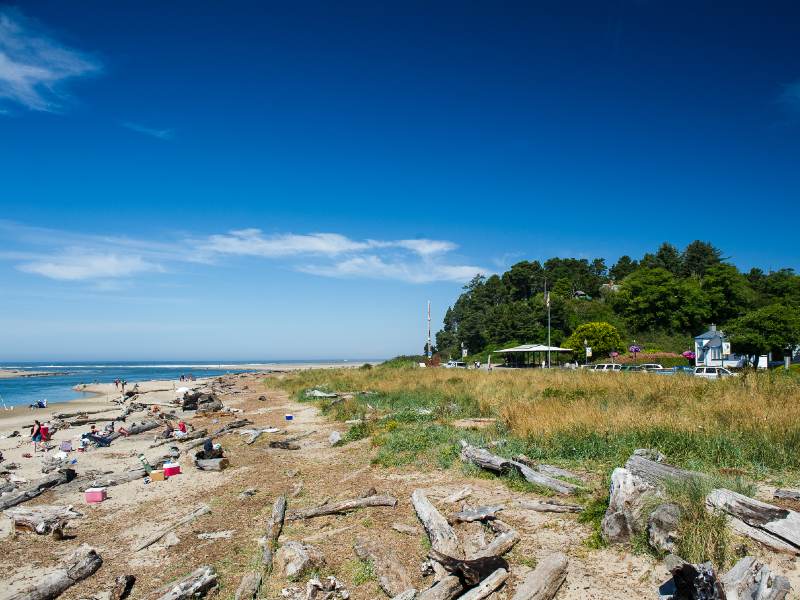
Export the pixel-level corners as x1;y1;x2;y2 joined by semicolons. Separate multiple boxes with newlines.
85;487;107;503
163;462;181;477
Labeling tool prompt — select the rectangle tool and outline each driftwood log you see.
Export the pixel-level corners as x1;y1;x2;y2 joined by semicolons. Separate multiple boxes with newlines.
449;505;503;524
262;495;287;570
471;523;519;559
707;488;800;554
106;420;160;442
624;451;703;487
211;419;251;436
288;494;397;521
390;590;417;600
108;574;135;600
513;455;583;482
459;568;509;600
416;576;463;600
428;549;508;587
150;429;207;449
511;553;568;600
82;466;147;490
354;537;415;596
234;571;262;600
194;458;229;471
2;544;102;600
155;565;218;600
774;489;800;501
720;556;791;600
459;442;578;495
411;490;462;559
4;504;83;535
517;499;583;513
134;504;211;551
0;468;76;511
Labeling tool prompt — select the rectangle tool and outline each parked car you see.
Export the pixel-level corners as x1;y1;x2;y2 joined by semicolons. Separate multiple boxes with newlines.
444;360;467;369
590;363;622;372
693;366;737;379
620;365;642;372
639;363;664;371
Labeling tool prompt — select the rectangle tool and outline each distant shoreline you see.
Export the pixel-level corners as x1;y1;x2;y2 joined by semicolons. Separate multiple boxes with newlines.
0;369;69;379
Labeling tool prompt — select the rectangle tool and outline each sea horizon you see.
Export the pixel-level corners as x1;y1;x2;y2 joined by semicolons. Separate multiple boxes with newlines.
0;359;383;408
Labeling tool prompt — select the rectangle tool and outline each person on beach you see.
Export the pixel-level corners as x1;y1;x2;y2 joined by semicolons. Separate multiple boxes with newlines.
31;420;42;451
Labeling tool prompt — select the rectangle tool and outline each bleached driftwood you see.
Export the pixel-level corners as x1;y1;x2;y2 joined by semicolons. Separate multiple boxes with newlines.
449;505;503;524
511;553;568;600
513;455;583;482
444;487;472;504
108;574;135;600
106;420;160;442
155;565;217;600
82;467;147;490
0;468;76;511
390;590;417;600
134;504;211;551
211;419;251;436
471;527;519;559
288;494;397;521
194;458;229;471
720;556;791;600
411;490;462;558
150;429;207;448
517;499;583;513
2;544;102;600
234;571;262;600
354;537;414;597
428;549;508;586
774;489;800;501
4;504;83;535
459;568;509;600
624;452;703;487
707;489;800;554
262;495;287;570
459;442;578;495
416;576;463;600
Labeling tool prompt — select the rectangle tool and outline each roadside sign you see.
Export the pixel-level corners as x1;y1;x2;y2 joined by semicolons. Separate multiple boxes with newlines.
585;347;592;357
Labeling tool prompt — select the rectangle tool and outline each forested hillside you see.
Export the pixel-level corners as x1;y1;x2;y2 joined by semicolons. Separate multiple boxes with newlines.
435;241;800;360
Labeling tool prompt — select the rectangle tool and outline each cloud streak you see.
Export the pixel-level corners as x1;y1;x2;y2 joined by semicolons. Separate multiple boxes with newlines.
0;9;100;112
122;121;175;140
0;221;486;284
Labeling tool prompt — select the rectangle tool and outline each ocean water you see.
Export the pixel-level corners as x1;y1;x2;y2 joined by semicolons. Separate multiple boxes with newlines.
0;361;357;408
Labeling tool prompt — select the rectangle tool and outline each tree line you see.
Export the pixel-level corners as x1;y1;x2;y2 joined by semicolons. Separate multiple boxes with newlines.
434;241;800;361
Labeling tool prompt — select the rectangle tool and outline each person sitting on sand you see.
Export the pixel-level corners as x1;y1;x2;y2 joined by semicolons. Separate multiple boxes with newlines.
200;438;224;459
82;424;111;448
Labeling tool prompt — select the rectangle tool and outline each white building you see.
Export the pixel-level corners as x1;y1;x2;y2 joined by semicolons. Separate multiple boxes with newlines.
694;324;746;368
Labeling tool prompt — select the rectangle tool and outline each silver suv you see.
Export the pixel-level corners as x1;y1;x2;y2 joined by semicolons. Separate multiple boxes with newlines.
694;366;736;379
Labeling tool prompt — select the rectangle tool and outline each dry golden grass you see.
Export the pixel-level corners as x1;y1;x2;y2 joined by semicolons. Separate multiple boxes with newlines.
279;366;800;472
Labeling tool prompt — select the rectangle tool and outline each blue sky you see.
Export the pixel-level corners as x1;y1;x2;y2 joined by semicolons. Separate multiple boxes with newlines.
1;1;799;360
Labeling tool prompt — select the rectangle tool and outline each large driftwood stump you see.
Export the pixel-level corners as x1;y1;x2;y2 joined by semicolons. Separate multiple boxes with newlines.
411;490;462;558
154;565;218;600
194;457;229;471
0;468;76;511
288;494;397;520
2;543;102;600
511;553;568;600
134;504;211;551
354;537;414;597
4;504;83;535
707;488;800;554
601;466;656;543
720;556;791;600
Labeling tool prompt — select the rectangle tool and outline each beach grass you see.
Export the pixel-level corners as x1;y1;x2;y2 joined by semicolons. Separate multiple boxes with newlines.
275;365;800;478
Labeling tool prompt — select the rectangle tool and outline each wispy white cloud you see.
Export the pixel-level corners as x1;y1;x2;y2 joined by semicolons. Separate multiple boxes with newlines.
299;255;483;284
122;121;174;140
0;9;100;112
0;221;485;284
16;251;162;281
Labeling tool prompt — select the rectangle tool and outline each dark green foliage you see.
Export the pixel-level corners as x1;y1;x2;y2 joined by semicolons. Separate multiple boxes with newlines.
727;304;800;357
436;240;799;360
564;322;623;358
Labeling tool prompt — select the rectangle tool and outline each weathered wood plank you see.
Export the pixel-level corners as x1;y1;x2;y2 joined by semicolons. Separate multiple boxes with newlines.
511;553;568;600
411;490;462;558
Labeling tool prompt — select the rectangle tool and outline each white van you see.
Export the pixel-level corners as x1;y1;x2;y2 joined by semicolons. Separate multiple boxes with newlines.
591;363;621;372
694;366;737;379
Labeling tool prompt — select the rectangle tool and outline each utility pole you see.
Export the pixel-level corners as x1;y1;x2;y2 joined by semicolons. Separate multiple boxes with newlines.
545;279;551;368
426;300;432;360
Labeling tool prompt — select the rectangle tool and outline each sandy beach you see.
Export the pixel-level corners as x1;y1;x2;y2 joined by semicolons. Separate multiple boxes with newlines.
0;369;68;379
